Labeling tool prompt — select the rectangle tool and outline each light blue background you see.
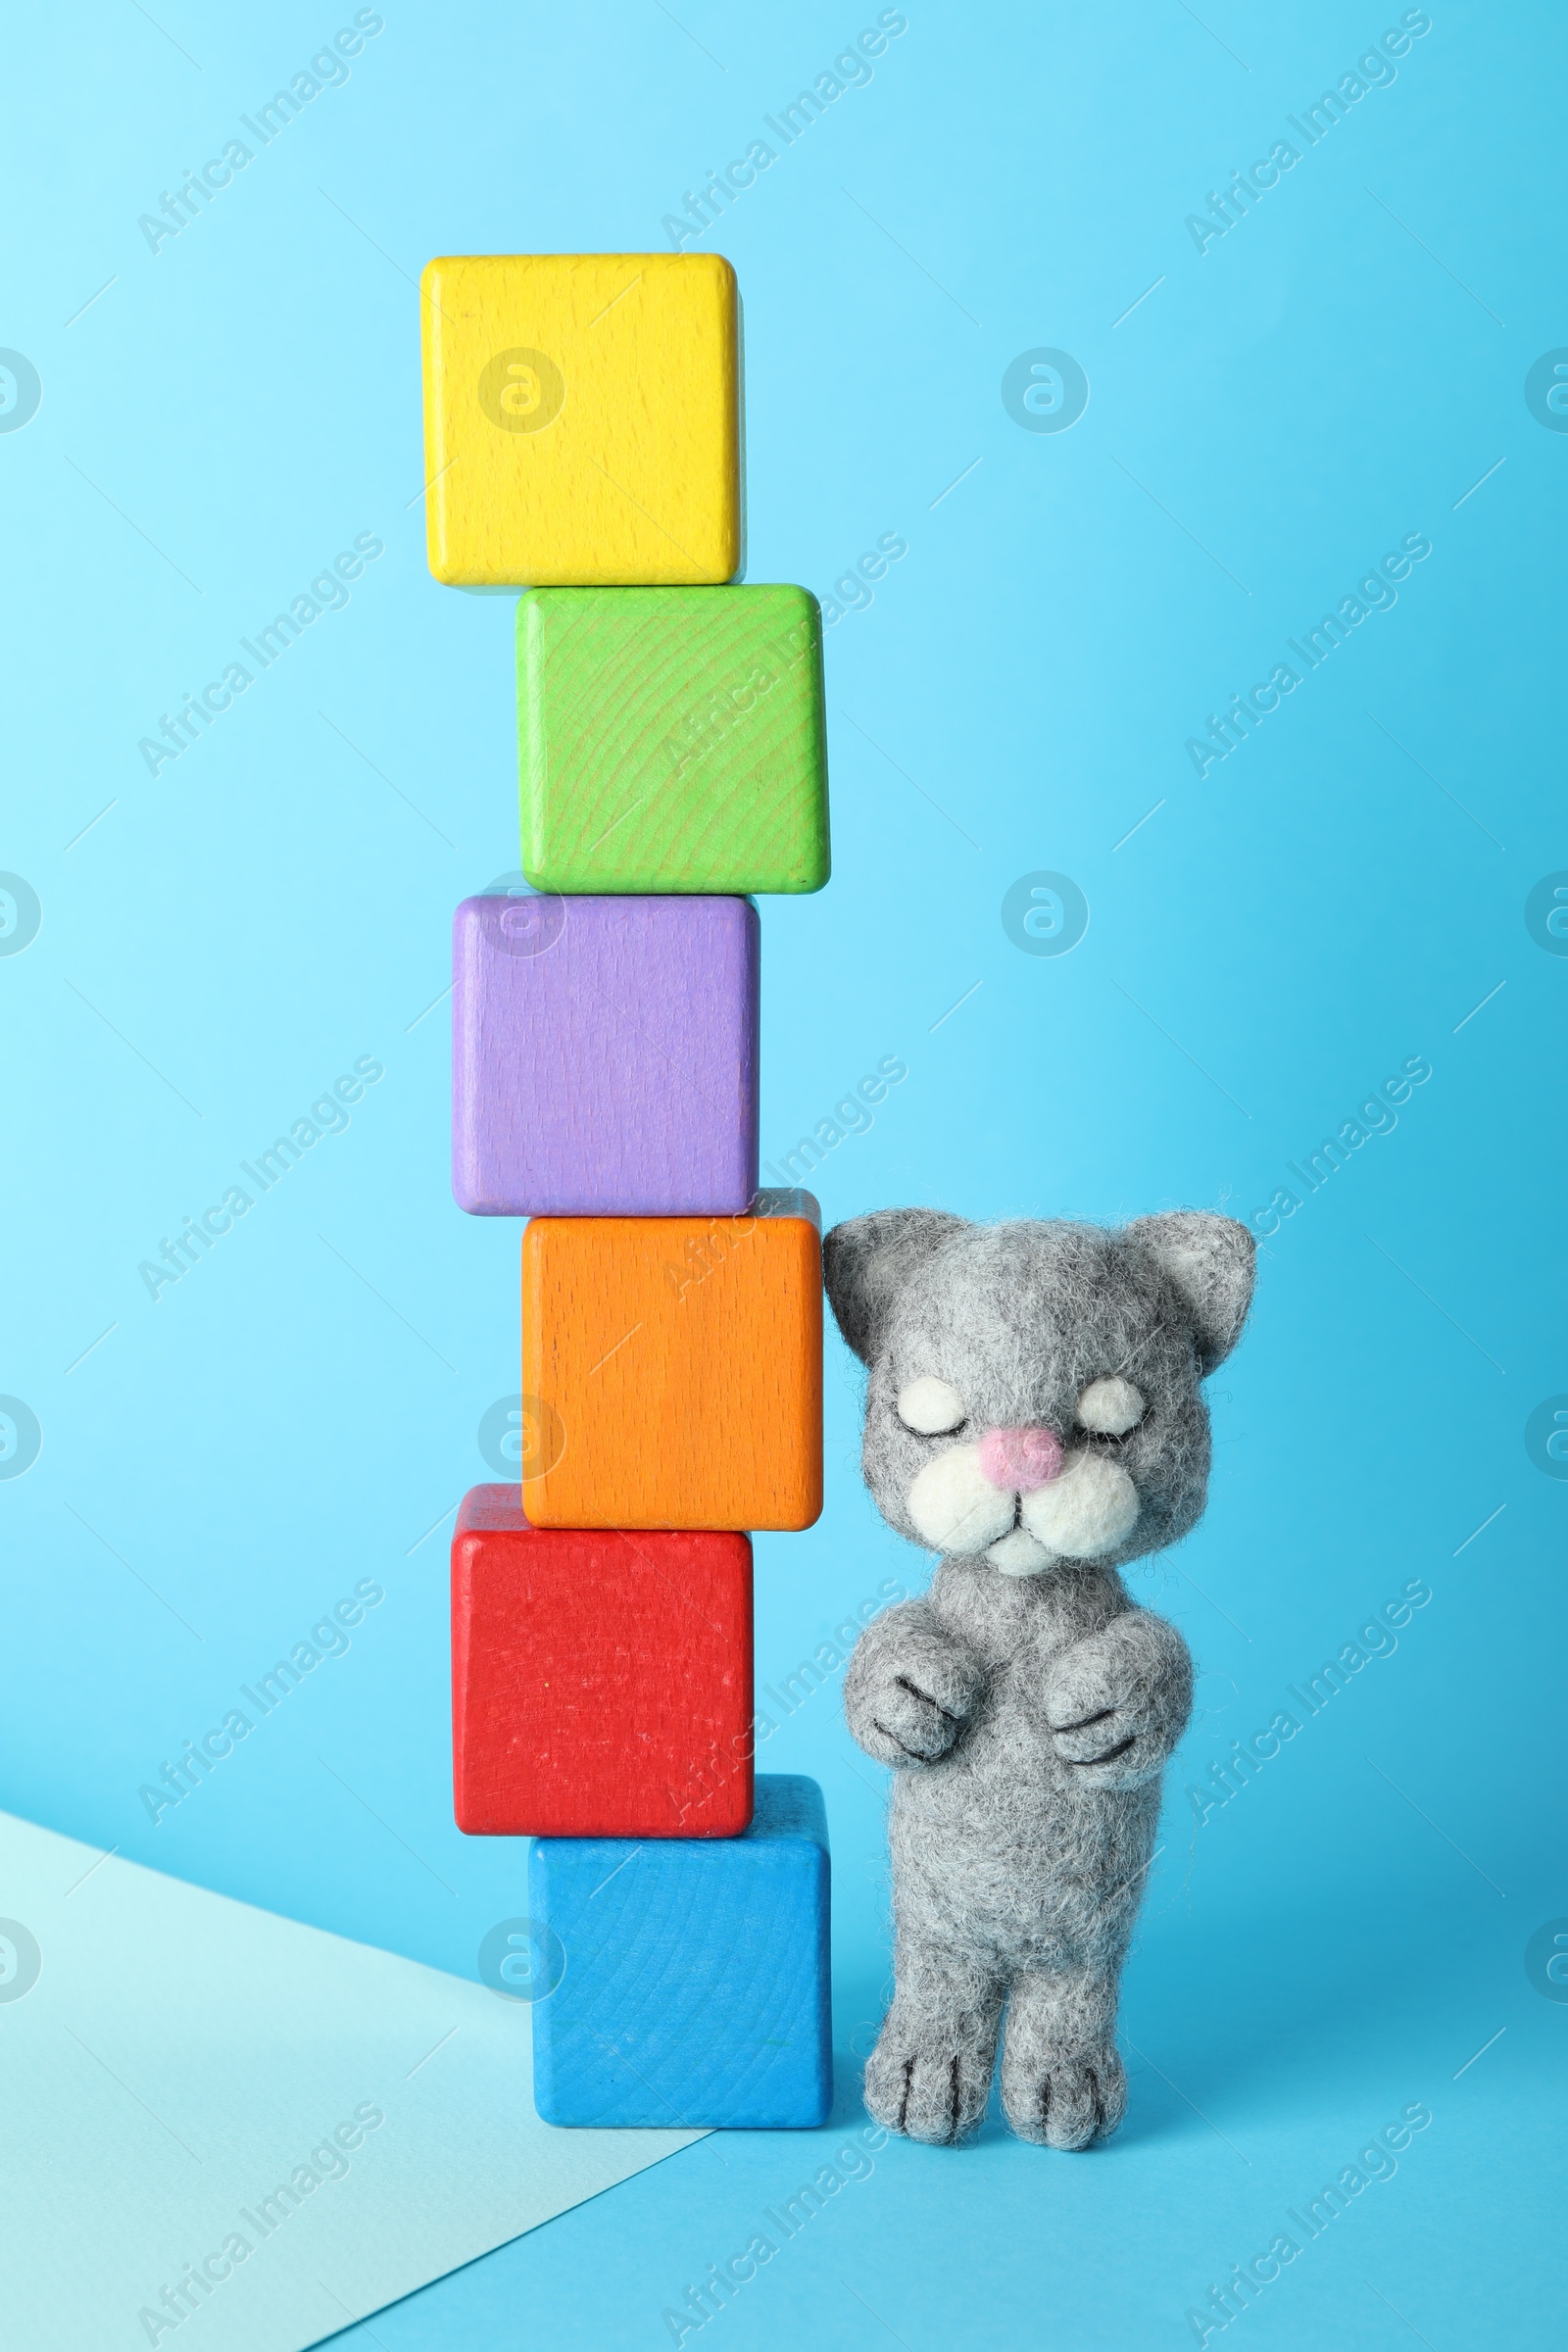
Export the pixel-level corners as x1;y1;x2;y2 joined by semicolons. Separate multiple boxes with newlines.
3;2;1564;2344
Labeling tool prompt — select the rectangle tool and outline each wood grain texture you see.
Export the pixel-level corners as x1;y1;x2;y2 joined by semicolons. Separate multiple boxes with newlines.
451;1487;753;1838
451;892;759;1215
419;253;740;586
517;587;829;895
529;1775;832;2129
521;1200;823;1531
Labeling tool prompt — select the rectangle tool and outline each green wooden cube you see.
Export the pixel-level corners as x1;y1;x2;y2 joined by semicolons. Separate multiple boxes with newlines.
516;585;830;894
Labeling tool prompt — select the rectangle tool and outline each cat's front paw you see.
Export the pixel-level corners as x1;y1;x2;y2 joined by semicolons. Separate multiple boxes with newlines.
1045;1692;1164;1786
1042;1616;1191;1788
845;1618;985;1770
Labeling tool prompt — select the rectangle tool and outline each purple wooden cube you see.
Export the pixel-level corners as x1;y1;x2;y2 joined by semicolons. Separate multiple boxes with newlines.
452;893;760;1215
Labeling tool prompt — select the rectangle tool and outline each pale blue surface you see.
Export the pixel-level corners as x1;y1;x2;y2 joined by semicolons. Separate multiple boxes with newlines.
0;1806;703;2350
3;3;1565;2346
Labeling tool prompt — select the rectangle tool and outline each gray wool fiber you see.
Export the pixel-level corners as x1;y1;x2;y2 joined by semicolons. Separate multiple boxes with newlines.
823;1208;1255;2148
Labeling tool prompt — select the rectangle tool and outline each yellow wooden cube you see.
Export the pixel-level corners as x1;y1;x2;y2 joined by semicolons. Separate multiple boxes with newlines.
419;253;742;587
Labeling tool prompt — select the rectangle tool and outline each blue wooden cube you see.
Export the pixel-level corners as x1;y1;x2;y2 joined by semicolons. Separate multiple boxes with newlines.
528;1774;831;2129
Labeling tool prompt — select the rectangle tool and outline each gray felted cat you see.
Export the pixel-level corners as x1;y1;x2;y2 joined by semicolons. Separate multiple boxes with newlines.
823;1208;1255;2149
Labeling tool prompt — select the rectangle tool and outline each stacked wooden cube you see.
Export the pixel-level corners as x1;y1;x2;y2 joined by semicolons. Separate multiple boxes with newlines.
421;253;833;2130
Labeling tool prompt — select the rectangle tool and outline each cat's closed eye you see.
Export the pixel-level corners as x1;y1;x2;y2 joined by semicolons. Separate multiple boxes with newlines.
896;1376;967;1435
1076;1377;1146;1437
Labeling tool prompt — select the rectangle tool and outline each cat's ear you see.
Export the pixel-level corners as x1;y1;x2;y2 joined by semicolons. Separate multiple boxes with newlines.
1122;1210;1256;1373
822;1209;967;1365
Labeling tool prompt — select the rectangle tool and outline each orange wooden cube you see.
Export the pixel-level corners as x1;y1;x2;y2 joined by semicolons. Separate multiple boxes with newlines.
521;1197;822;1531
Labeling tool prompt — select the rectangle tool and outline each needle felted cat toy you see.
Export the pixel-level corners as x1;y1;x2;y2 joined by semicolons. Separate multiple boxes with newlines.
824;1207;1255;2149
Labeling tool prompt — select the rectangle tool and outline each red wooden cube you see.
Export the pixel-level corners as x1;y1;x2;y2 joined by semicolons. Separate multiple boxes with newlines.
450;1486;753;1838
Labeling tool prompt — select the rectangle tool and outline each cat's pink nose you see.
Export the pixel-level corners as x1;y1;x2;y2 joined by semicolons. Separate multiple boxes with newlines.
977;1425;1063;1493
